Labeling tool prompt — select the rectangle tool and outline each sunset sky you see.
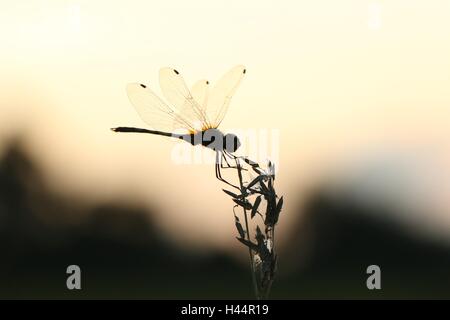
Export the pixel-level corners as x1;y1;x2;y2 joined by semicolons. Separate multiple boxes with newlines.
1;0;450;251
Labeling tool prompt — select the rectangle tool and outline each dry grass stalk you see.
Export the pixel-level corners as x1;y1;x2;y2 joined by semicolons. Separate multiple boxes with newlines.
220;155;283;299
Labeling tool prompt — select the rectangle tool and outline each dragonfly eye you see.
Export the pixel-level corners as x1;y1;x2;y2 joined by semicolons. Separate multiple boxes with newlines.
224;133;241;153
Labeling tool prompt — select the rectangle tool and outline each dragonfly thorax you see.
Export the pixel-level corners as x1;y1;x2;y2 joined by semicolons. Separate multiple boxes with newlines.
186;129;240;153
223;132;241;153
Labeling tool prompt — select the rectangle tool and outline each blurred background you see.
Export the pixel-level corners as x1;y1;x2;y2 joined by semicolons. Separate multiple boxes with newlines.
1;0;450;299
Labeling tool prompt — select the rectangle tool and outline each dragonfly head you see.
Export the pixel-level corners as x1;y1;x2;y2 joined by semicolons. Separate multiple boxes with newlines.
223;133;241;153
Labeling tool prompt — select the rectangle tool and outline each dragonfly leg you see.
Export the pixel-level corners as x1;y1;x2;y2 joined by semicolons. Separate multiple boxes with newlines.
223;150;236;159
222;151;248;171
215;153;240;189
216;162;239;189
221;152;238;169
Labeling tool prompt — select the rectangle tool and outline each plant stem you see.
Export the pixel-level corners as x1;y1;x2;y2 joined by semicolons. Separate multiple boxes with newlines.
235;158;260;299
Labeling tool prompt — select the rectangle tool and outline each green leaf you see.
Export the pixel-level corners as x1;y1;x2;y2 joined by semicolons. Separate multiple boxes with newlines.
233;198;253;210
255;225;265;242
268;177;275;194
251;196;262;219
246;175;263;190
252;166;263;175
222;189;240;199
276;196;284;213
236;237;258;251
235;216;246;238
268;196;284;226
254;231;270;259
259;181;270;195
242;157;259;167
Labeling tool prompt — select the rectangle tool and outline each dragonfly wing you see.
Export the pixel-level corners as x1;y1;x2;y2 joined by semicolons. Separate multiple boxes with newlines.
207;65;246;128
126;83;196;133
159;68;210;130
191;79;209;111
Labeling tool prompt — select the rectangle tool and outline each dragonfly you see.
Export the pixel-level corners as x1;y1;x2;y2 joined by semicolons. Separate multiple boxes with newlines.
111;65;246;187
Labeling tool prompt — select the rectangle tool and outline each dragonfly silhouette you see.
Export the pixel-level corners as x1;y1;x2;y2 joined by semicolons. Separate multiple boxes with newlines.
112;65;246;186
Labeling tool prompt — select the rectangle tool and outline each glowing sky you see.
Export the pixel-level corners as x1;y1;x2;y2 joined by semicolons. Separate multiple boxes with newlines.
1;0;450;250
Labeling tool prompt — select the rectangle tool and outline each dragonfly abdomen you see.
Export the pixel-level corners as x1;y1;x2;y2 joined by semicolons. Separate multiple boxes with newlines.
110;127;173;136
112;127;239;152
178;129;224;150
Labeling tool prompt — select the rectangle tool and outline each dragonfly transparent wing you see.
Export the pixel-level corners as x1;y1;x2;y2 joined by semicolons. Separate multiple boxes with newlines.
159;68;211;130
191;79;209;112
170;79;210;130
207;65;246;128
126;83;196;133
